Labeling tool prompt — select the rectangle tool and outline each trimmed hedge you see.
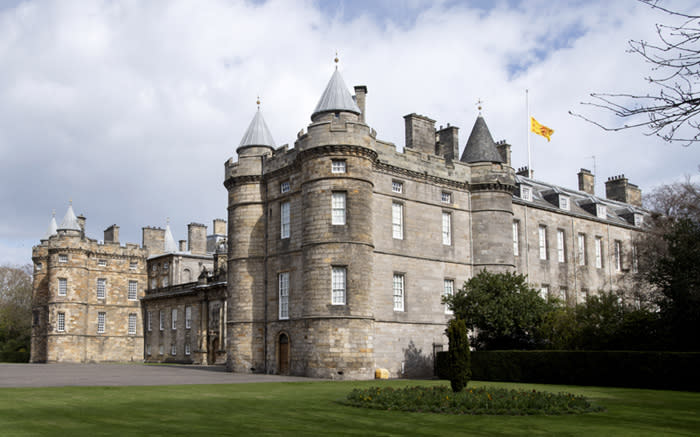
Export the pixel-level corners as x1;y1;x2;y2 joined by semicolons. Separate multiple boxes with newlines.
435;351;700;391
0;350;30;363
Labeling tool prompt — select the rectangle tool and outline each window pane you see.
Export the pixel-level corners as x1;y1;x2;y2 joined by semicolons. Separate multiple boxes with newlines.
332;193;346;225
128;314;136;335
58;278;67;296
578;234;586;266
331;160;346;173
281;201;290;239
442;212;451;245
97;312;105;333
392;181;403;193
332;267;346;305
538;226;547;260
557;230;565;263
443;280;454;314
57;313;65;332
279;272;289;319
393;274;404;311
128;281;137;300
512;221;519;256
392;203;403;239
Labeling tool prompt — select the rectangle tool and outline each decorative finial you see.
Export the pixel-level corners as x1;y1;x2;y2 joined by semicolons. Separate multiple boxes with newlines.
256;96;260;108
52;209;55;217
69;199;73;205
166;217;170;225
334;51;339;69
476;98;483;113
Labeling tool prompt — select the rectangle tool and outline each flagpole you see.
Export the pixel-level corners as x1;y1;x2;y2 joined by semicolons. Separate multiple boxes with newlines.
526;89;532;178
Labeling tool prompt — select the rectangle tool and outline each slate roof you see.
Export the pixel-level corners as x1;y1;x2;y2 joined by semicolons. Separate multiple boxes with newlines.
238;109;275;149
58;203;81;231
42;212;57;240
164;223;178;253
312;68;361;118
513;174;646;226
460;115;503;163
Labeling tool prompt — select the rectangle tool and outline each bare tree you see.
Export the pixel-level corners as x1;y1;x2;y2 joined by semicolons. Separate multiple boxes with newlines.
570;1;700;145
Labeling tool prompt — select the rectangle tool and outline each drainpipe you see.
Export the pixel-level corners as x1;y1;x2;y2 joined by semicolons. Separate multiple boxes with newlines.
262;155;269;373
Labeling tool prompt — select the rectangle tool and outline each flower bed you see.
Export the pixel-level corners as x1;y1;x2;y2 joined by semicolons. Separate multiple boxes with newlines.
345;385;604;415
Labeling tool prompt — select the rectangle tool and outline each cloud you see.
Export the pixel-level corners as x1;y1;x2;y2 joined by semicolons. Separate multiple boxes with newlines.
1;0;699;266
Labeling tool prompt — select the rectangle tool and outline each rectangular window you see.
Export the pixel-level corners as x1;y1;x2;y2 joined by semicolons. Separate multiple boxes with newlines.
559;196;570;211
512;221;519;256
392;202;403;240
331;267;346;305
595;237;603;269
442;212;451;246
596;204;607;219
279;272;289;320
520;186;532;201
280;201;290;239
185;306;192;329
58;254;68;263
443;279;454;315
557;229;566;263
97;312;106;334
538;225;547;260
128;281;138;300
171;344;176;356
280;181;290;193
185;343;191;356
36;262;42;271
147;311;152;331
441;192;451;203
96;278;106;299
171;309;177;330
632;245;639;273
98;259;107;267
164;262;169;271
128;314;137;335
634;213;644;227
129;261;138;270
58;278;67;296
331;160;346;173
159;344;164;355
392;181;403;193
540;285;549;300
578;289;589;305
393;274;405;312
162;276;169;287
614;240;622;271
578;233;586;266
146;344;151;356
159;311;164;331
150;278;156;289
57;312;65;332
331;192;346;225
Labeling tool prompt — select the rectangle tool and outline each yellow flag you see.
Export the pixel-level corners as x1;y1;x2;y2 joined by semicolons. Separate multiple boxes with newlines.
530;117;554;141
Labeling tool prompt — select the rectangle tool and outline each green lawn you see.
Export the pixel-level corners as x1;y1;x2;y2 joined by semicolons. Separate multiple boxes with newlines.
0;379;698;436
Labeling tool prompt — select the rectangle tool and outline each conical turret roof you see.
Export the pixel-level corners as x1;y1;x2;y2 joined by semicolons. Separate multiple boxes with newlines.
164;223;178;253
312;68;361;119
58;202;81;231
460;115;503;164
42;211;58;240
238;108;276;150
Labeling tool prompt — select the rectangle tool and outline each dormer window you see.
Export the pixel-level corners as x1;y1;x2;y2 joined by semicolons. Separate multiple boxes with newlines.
559;196;570;211
596;204;607;219
520;186;532;202
331;160;346;174
634;213;644;227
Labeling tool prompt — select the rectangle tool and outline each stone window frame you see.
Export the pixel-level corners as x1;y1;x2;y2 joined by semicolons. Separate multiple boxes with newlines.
129;261;138;270
35;262;42;271
159;310;164;331
331;266;346;305
331;159;346;174
443;279;454;315
596;204;607;219
441;192;452;204
393;273;405;312
577;233;587;266
632;244;639;273
57;312;65;332
128;313;137;335
540;284;549;300
559;195;570;211
557;229;566;263
58;254;68;263
164;262;169;272
96;278;106;299
97;312;106;334
538;225;548;260
595;236;604;269
171;309;177;330
520;185;533;202
159;344;164;355
392;202;404;240
128;280;138;300
147;311;152;332
280;201;290;239
58;278;67;296
614;240;623;272
185;343;191;356
146;344;152;356
280;181;290;194
634;213;644;227
442;211;452;246
391;180;403;194
578;288;589;305
171;344;177;356
278;272;290;320
331;192;346;226
512;220;520;256
98;259;107;267
185;306;192;329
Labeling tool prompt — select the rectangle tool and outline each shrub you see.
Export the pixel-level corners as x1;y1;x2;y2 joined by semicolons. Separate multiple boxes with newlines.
446;318;470;392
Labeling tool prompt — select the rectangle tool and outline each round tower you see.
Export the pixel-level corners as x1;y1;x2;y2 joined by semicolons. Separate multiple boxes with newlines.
295;65;376;379
460;115;516;272
224;105;275;372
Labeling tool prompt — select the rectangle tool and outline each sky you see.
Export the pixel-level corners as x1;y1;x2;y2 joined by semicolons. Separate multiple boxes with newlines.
2;0;700;266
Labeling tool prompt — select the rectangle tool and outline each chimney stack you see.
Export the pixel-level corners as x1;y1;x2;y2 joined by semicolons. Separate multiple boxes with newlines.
188;223;207;255
436;124;459;160
516;166;532;178
605;174;642;206
404;113;436;155
354;85;367;123
142;227;165;257
104;225;119;244
496;140;512;166
179;240;187;252
578;168;595;195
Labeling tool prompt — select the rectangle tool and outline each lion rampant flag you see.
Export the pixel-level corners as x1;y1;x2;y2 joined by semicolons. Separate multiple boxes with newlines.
530;117;554;141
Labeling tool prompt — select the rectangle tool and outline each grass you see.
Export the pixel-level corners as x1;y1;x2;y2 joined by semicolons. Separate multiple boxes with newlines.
0;379;698;436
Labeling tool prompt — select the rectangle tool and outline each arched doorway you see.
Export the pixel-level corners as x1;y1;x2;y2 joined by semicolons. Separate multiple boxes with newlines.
278;333;290;375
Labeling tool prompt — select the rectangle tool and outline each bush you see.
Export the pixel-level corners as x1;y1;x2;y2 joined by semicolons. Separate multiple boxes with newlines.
446;319;470;392
435;350;700;391
345;385;603;415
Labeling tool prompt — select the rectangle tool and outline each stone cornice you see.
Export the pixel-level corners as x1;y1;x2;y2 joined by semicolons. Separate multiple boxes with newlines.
470;181;516;193
297;144;378;163
224;174;263;189
374;160;468;190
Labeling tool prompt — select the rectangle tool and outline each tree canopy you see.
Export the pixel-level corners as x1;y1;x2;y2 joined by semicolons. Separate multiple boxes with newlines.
0;264;32;361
